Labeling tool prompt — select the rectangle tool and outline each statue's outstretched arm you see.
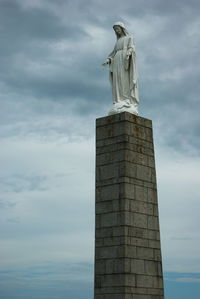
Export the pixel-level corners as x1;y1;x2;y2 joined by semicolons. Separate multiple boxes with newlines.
102;46;116;67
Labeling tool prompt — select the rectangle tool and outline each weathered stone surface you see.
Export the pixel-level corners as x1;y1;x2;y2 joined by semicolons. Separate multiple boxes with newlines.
95;112;164;299
96;112;152;128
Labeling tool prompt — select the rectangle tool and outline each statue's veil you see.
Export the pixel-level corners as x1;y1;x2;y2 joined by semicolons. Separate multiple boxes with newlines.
113;21;129;37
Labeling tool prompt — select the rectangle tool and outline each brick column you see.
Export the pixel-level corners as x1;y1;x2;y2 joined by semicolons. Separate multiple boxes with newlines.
94;112;164;299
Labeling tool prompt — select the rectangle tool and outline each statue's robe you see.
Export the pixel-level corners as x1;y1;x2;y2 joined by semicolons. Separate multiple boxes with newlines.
108;35;139;114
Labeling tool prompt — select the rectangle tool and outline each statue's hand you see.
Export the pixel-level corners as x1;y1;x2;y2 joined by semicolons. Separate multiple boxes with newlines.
126;49;132;60
102;58;110;66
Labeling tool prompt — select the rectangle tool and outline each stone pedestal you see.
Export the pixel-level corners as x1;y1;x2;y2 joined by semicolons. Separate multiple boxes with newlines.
94;112;164;299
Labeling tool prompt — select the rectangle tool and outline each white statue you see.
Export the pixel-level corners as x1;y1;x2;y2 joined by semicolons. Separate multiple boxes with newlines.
102;22;139;115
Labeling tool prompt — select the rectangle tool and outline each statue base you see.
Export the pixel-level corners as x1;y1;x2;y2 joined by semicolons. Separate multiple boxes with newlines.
95;112;164;299
108;100;138;116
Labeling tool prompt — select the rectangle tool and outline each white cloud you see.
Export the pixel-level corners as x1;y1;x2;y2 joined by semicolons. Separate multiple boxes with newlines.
156;145;200;272
175;277;200;283
0;132;95;269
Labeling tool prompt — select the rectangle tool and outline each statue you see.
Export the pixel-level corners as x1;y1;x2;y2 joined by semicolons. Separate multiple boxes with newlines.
102;22;139;115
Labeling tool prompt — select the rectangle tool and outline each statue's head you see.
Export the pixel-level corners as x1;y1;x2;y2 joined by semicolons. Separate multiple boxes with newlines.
113;22;129;38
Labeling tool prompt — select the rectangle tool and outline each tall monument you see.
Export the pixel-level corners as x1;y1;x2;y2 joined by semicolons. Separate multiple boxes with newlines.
94;23;164;299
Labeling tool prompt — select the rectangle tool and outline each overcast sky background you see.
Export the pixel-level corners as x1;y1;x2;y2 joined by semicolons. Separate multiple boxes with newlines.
0;0;200;298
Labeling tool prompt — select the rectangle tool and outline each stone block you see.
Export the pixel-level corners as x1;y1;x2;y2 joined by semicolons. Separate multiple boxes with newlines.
143;181;156;189
130;237;149;247
147;288;164;295
136;247;154;260
96;215;101;228
153;276;164;288
128;227;147;239
136;275;163;289
96;227;113;238
125;274;136;286
112;199;121;211
113;226;126;237
157;263;163;276
96;134;129;148
148;156;155;168
96;201;113;214
149;240;161;249
96;184;120;202
95;238;104;247
125;287;164;297
147;230;158;240
135;185;148;202
148;216;159;230
101;274;126;287
145;260;159;276
97;163;119;180
147;188;157;204
132;212;148;228
95;286;126;294
121;112;152;129
136;165;152;182
96;295;124;299
128;136;153;150
125;245;137;258
96;113;121;126
95;260;106;274
128;295;152;299
136;274;154;288
122;183;135;199
130;200;154;216
96;122;131;141
127;142;154;157
131;259;145;274
125;123;148;140
122;161;137;178
97;150;125;166
156;231;161;241
124;258;132;273
105;259;123;274
95;246;125;259
100;212;118;227
154;249;162;262
151;168;157;183
120;236;131;245
124;295;134;299
124;150;148;166
153;205;159;216
103;236;121;246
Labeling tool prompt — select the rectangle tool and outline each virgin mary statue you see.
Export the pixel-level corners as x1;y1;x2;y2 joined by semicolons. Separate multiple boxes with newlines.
102;22;139;115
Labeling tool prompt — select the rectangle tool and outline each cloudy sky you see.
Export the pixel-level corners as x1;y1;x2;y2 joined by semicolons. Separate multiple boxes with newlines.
0;0;200;298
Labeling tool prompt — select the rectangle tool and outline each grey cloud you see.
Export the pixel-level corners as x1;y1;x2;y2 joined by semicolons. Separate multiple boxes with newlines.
0;261;93;299
6;217;20;224
0;174;48;193
0;261;93;281
94;0;200;18
0;0;86;45
0;0;92;103
175;277;200;283
165;272;200;282
0;199;17;209
171;237;193;241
